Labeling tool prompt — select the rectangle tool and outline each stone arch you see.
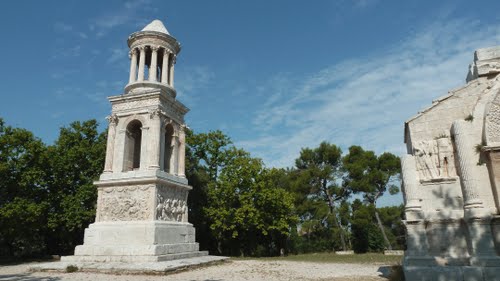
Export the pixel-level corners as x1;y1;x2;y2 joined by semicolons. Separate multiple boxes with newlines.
484;90;500;146
124;119;143;171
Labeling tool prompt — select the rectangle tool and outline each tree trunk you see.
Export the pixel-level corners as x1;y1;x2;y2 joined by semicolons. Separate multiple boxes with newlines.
374;210;392;251
322;179;347;251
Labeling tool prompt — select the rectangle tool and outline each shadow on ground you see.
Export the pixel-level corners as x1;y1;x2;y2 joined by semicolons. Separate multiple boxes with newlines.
0;273;60;281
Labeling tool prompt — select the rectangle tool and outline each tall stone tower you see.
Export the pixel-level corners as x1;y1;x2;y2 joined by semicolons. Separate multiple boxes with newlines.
62;20;207;262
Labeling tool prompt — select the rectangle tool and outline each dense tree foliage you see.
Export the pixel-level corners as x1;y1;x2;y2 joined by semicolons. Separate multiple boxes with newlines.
186;130;297;256
0;118;404;259
343;146;401;250
291;142;349;251
0;118;105;258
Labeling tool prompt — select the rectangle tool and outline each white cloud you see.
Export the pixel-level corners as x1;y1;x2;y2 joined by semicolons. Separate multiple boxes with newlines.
54;22;73;32
176;65;216;105
107;48;128;64
237;19;500;168
89;0;154;38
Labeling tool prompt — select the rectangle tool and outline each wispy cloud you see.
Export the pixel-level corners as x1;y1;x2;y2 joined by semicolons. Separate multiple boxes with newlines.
237;19;500;168
107;48;128;64
89;0;154;38
54;22;73;32
176;65;216;105
51;45;81;60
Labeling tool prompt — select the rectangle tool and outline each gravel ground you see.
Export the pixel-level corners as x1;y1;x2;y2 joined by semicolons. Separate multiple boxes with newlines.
0;260;391;281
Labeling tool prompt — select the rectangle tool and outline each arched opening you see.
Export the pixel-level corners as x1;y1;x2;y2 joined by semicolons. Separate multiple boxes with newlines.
164;124;174;173
124;120;142;171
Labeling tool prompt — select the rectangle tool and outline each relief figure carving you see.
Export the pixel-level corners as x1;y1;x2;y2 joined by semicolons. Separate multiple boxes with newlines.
155;185;187;222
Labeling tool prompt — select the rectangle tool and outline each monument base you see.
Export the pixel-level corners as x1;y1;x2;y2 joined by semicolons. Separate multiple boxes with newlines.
29;256;229;274
60;221;207;263
404;265;500;281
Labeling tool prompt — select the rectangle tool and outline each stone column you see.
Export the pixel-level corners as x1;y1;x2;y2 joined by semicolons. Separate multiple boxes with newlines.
401;155;422;220
149;46;158;82
452;120;486;218
161;50;170;85
137;46;146;82
104;114;118;173
128;49;138;83
149;109;162;169
169;55;175;87
178;125;186;177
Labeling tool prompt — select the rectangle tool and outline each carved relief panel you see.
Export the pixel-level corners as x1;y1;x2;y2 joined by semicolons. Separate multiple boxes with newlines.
96;185;154;222
155;185;188;222
413;138;457;181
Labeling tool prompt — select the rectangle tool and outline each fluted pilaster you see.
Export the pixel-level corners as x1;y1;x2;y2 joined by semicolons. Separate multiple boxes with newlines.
104;114;118;173
149;109;162;169
452;120;486;217
178;125;186;177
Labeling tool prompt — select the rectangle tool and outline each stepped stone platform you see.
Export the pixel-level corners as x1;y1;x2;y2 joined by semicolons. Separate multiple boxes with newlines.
29;255;229;274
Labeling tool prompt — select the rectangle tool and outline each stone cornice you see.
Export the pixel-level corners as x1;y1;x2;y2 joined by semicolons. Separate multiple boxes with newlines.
128;31;181;55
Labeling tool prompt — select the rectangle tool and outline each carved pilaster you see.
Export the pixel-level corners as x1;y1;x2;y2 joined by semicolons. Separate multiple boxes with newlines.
148;109;162;169
401;155;422;220
178;125;186;177
452;120;486;218
104;114;118;173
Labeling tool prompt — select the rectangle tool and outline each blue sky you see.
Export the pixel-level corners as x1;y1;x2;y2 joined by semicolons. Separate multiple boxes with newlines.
2;0;500;206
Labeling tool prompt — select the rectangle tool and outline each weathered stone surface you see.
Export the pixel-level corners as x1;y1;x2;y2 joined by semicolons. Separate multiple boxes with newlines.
29;256;228;274
403;46;500;280
34;20;212;271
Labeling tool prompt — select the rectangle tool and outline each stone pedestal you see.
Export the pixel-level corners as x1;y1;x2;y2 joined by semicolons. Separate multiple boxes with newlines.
60;170;208;263
61;222;206;262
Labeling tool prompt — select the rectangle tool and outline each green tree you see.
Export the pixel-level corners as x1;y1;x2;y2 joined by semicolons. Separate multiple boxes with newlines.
0;118;49;257
292;141;350;251
378;204;406;250
343;146;401;250
351;199;384;253
185;129;234;253
188;130;232;182
45;119;106;254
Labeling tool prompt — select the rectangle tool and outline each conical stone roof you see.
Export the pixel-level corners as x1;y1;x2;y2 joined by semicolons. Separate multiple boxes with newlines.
141;19;169;35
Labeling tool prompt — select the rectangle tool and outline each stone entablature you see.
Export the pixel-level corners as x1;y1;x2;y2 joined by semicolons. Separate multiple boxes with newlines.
402;46;500;280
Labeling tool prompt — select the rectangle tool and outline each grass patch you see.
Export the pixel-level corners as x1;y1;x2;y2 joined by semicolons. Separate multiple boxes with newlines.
232;252;403;264
65;265;78;273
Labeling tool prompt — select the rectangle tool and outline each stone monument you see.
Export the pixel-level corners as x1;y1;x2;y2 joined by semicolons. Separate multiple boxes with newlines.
58;19;209;264
402;46;500;280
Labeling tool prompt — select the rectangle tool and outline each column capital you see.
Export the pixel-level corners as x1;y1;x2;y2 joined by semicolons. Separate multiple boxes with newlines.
138;45;147;51
128;48;137;58
149;108;165;119
106;114;119;125
151;46;160;52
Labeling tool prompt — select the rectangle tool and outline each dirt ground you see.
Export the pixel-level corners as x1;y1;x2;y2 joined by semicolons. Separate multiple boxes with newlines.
0;259;394;281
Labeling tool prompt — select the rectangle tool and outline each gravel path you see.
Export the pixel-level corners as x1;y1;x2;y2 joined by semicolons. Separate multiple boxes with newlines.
0;260;391;281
